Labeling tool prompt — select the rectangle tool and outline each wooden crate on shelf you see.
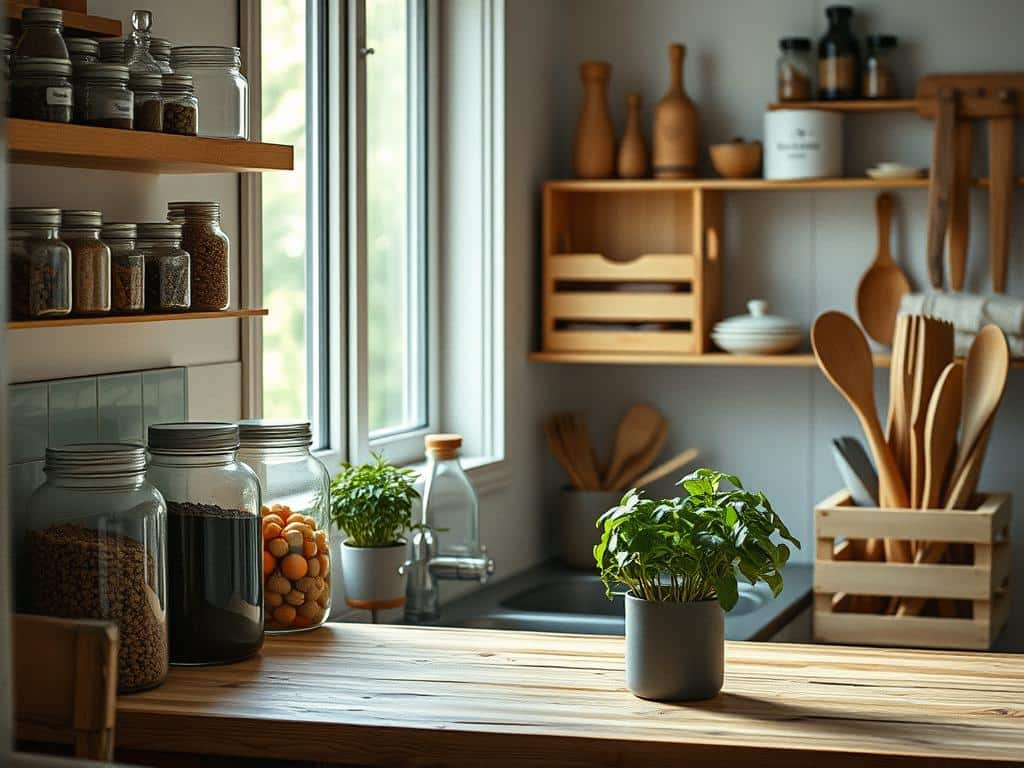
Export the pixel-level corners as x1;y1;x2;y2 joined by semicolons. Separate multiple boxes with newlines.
541;183;721;355
813;490;1011;650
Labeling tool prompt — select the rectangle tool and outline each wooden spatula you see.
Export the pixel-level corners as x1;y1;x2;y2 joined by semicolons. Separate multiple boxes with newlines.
909;318;955;507
925;88;956;289
544;418;586;490
921;361;964;509
603;404;667;490
947;121;972;291
989;91;1015;293
629;447;699;489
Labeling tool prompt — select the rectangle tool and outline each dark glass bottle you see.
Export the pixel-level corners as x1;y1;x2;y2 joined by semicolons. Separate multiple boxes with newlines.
817;5;859;100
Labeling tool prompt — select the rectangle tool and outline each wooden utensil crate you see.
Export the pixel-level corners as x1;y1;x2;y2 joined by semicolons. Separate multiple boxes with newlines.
541;184;722;355
814;490;1011;650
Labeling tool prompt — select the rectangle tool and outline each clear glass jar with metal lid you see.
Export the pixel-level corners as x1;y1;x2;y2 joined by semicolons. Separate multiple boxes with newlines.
102;222;145;313
13;7;69;61
11;57;72;122
23;443;169;692
150;37;172;74
8;207;71;319
125;9;162;75
170;46;247;139
238;420;332;633
74;62;133;128
137;222;190;312
129;71;162;131
98;38;125;64
60;209;111;316
167;201;229;311
147;423;264;665
65;37;99;65
161;72;197;135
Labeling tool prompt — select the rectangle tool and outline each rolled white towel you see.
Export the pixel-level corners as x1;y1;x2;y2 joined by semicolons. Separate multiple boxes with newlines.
899;292;1024;336
955;330;1024;358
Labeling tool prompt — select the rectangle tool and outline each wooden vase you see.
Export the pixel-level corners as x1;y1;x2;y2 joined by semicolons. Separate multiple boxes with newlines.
617;93;648;178
573;61;615;179
653;44;699;179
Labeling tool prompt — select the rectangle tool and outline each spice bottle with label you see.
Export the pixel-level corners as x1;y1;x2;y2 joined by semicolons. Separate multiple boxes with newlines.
817;5;860;100
8;207;72;319
863;35;898;99
777;38;813;102
75;63;133;128
102;223;145;313
60;210;111;316
161;73;198;135
129;72;162;131
137;222;190;312
14;7;69;61
11;58;72;122
167;201;229;311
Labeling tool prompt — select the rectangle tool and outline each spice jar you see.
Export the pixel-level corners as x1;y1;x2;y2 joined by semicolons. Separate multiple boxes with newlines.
60;210;111;316
777;37;813;102
11;57;72;122
817;5;860;100
8;207;71;319
98;39;126;64
161;73;197;136
13;7;69;61
237;420;332;633
147;423;263;665
167;201;229;311
171;46;247;139
101;222;145;313
74;62;133;128
137;222;190;312
65;37;99;65
129;71;162;131
23;444;169;692
125;9;162;75
863;35;899;99
151;37;173;75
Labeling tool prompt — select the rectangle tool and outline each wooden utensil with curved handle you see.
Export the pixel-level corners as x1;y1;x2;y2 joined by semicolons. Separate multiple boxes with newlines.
921;361;964;510
950;324;1010;484
628;447;699;490
925;89;956;289
856;193;910;346
609;422;669;491
603;404;666;490
948;121;972;291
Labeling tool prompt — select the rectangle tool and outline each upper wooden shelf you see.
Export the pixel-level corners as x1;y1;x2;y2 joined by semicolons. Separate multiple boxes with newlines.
767;99;922;112
547;177;1024;192
530;350;1024;369
8;308;268;330
6;1;121;37
7;119;294;174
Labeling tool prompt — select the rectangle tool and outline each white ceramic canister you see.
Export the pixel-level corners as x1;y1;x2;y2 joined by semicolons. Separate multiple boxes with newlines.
763;109;843;180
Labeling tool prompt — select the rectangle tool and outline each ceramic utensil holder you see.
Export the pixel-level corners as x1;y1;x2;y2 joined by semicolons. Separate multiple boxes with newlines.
813;490;1011;650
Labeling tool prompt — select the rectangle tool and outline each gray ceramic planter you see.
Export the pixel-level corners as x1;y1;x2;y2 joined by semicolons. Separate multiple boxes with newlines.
340;540;408;610
559;488;623;570
624;593;724;701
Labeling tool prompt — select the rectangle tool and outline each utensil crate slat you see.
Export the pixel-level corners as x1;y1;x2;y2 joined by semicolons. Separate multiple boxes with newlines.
541;184;721;355
813;490;1011;650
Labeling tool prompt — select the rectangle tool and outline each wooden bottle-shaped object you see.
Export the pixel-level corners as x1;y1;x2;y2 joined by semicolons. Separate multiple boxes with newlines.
653;44;699;179
573;62;615;179
617;93;648;178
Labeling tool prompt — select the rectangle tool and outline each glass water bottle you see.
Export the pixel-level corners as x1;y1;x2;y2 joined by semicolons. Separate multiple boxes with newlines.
421;434;480;557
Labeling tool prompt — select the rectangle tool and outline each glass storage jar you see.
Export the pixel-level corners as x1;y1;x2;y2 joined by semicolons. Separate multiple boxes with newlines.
129;71;162;131
863;35;899;99
60;209;111;316
777;37;813;102
237;420;332;633
167;201;229;311
137;222;190;312
170;45;247;139
421;434;480;557
98;38;126;64
65;37;99;65
147;423;264;665
151;37;173;74
161;73;197;135
101;222;145;313
125;9;162;75
14;7;69;61
9;207;71;319
23;444;168;692
74;62;133;128
11;57;72;122
2;33;11;113
817;5;860;100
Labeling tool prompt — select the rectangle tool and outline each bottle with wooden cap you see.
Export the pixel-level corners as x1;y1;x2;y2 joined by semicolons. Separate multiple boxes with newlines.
572;61;615;179
421;434;479;557
617;93;648;178
653;43;699;179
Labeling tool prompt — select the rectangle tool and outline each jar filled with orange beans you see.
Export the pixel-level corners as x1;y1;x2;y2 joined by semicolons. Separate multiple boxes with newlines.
237;420;332;633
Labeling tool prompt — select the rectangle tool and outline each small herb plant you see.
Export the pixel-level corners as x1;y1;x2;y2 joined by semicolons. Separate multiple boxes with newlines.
594;468;800;611
329;453;419;547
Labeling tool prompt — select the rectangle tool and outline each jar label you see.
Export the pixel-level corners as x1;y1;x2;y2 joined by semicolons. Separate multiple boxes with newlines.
45;86;72;106
93;95;134;121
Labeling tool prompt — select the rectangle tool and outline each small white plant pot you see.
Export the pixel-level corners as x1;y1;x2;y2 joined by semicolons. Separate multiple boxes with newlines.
341;540;408;610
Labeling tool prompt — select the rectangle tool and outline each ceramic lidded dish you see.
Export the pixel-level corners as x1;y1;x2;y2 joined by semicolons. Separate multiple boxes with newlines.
712;299;802;355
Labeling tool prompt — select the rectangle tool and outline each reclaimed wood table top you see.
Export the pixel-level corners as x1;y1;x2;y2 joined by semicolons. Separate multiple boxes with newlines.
115;624;1024;767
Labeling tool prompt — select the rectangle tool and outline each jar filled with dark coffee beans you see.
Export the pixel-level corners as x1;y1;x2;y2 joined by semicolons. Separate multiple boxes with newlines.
12;57;72;122
161;73;197;135
98;38;126;64
8;207;71;320
60;210;111;316
102;222;145;314
13;7;69;61
129;71;162;131
65;37;99;65
167;201;229;311
74;63;133;128
137;222;190;312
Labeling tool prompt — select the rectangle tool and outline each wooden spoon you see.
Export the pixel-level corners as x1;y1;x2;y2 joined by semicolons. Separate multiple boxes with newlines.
812;311;909;509
610;422;669;491
603;404;666;490
856;193;910;346
544;418;585;490
630;447;700;489
921;361;964;510
950;324;1010;485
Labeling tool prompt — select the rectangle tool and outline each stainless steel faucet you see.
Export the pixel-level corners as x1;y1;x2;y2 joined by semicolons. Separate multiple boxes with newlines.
401;525;494;623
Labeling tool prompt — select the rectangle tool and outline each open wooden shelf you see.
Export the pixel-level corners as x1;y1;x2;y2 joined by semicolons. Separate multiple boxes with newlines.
8;308;268;330
767;99;921;112
6;1;121;37
7;119;294;173
529;350;1024;369
547;177;1024;192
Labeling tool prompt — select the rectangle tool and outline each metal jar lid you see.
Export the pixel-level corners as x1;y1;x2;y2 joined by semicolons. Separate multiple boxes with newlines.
75;62;130;83
101;222;138;240
171;45;240;68
60;209;102;229
129;71;162;90
161;72;193;93
13;57;72;77
168;201;220;221
21;7;64;26
65;38;99;58
237;419;313;449
9;207;61;226
98;39;126;63
149;422;240;453
137;221;183;240
45;443;148;477
151;37;172;59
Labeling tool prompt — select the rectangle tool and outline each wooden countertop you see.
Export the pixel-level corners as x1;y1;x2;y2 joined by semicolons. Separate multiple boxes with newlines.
115;625;1024;767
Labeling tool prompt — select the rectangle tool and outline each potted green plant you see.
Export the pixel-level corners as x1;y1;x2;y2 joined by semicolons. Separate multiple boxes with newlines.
330;453;419;610
595;468;799;701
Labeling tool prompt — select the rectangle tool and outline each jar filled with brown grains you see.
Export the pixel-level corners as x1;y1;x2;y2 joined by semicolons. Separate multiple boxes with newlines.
137;222;190;311
777;37;813;102
74;62;133;128
23;444;169;692
129;71;162;131
168;201;229;311
13;7;68;60
863;35;898;99
65;37;99;65
11;57;72;122
9;207;72;319
101;222;145;313
161;73;197;135
60;209;110;316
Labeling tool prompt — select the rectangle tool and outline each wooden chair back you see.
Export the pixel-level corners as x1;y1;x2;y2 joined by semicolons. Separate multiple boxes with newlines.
13;614;119;762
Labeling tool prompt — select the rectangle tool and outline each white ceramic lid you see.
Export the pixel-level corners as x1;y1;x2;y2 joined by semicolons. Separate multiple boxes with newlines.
713;300;800;336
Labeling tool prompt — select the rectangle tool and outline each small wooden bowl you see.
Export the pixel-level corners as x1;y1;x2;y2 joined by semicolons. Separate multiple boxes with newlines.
709;140;763;179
